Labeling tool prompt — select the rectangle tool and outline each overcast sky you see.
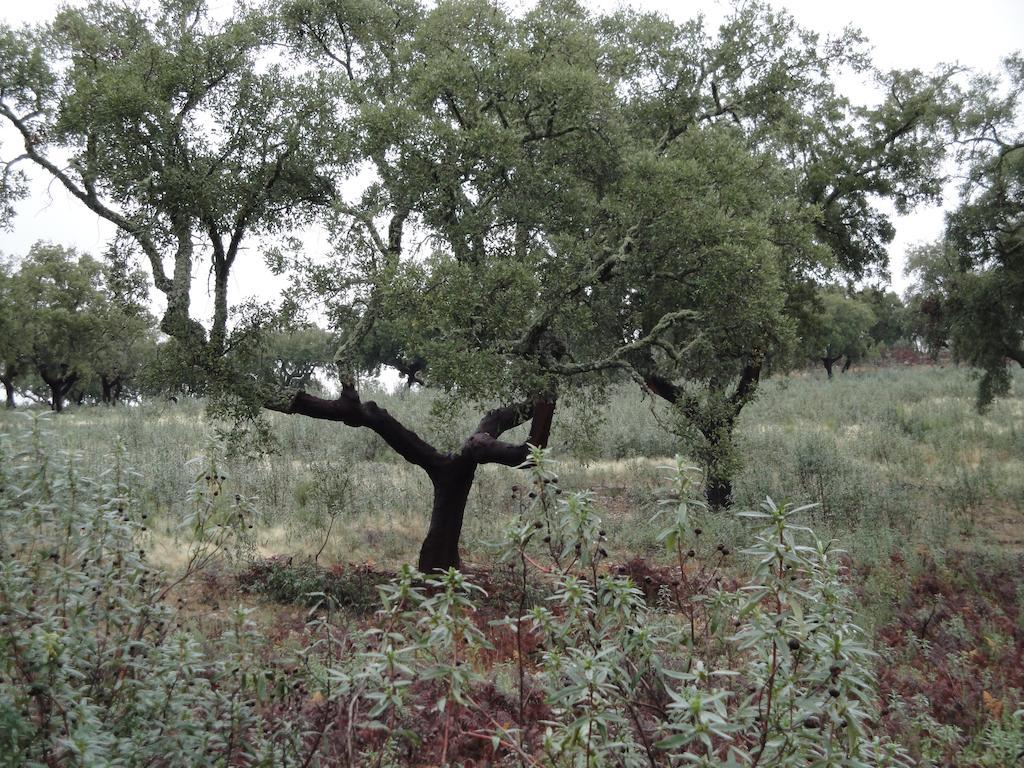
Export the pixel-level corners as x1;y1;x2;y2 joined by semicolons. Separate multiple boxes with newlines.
2;0;1022;319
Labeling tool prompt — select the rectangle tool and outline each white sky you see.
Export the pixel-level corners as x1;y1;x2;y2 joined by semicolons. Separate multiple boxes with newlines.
2;0;1022;319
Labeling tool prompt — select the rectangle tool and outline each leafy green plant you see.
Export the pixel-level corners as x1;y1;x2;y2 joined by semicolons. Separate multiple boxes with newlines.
0;416;324;767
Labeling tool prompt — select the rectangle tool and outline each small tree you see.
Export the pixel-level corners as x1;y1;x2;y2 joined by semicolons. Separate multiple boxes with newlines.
235;324;337;393
91;242;159;405
904;241;956;361
805;290;877;377
859;286;909;350
13;243;108;411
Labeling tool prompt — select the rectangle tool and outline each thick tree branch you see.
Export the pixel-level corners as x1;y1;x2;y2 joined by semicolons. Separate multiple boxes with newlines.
267;383;448;471
513;227;638;356
0;103;172;294
462;396;556;467
541;311;700;376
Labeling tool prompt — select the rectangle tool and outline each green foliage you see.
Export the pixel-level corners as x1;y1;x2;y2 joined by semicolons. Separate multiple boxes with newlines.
2;369;1022;765
903;55;1024;407
0;416;323;766
311;448;910;765
904;240;957;361
481;451;911;765
0;242;158;409
804;289;877;372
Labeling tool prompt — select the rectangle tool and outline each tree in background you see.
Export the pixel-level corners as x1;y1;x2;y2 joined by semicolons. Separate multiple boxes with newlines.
904;241;956;361
0;242;160;410
525;2;966;508
804;289;877;377
858;286;909;351
0;0;340;355
237;324;337;393
943;55;1023;407
11;244;106;411
91;241;159;405
0;258;31;407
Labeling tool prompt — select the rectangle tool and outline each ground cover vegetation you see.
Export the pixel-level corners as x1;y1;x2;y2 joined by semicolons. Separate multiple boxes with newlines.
1;0;1023;764
1;365;1023;765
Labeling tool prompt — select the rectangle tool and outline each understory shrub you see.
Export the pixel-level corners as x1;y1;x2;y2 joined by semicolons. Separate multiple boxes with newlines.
316;450;914;766
0;416;327;767
8;416;1014;766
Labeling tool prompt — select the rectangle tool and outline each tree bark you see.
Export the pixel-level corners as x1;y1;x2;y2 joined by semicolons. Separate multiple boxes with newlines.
2;376;14;409
49;381;64;412
39;366;79;413
704;471;732;511
100;374;123;405
419;457;478;572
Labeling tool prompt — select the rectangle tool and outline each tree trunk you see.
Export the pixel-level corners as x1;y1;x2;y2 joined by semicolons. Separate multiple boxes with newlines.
704;471;732;511
841;356;852;373
643;358;761;512
822;356;841;378
699;418;738;511
2;377;14;409
100;374;122;405
269;386;556;573
418;458;478;572
40;367;79;413
50;381;64;412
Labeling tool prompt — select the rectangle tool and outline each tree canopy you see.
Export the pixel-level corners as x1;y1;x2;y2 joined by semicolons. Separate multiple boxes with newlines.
0;0;1009;564
0;242;157;410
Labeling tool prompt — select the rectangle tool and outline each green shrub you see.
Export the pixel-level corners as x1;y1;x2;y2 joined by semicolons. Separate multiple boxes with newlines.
319;449;913;766
0;416;321;767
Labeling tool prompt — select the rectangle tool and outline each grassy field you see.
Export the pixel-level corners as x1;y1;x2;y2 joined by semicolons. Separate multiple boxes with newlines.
2;364;1023;765
8;365;1020;568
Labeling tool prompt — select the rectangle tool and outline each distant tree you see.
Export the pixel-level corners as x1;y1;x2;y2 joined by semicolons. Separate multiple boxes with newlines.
239;324;337;392
943;55;1023;407
858;287;908;349
1;242;158;410
91;242;159;405
0;258;31;407
804;290;877;378
904;241;956;361
13;244;106;411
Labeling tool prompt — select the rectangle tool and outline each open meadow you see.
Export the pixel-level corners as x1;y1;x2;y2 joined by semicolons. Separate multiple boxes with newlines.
2;365;1022;766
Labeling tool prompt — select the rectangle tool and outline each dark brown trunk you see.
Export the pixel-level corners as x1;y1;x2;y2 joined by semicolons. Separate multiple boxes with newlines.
271;387;556;572
100;374;122;405
418;458;477;572
705;472;732;511
841;356;852;373
50;382;64;412
2;377;14;409
822;356;839;378
40;367;79;413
